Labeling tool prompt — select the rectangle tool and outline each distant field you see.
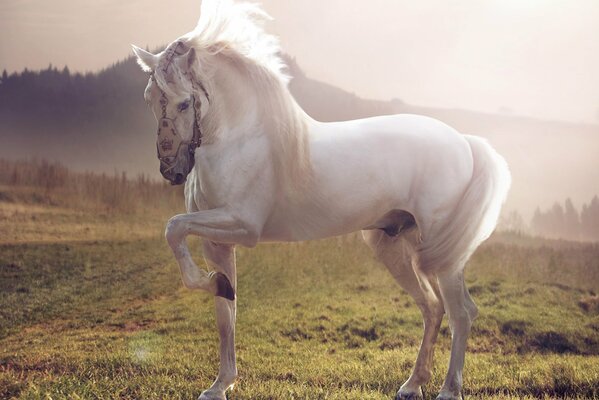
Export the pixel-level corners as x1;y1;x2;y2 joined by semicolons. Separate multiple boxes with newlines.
1;194;598;399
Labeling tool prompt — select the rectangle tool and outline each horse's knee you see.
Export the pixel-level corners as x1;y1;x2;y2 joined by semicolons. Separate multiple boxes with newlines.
165;215;186;249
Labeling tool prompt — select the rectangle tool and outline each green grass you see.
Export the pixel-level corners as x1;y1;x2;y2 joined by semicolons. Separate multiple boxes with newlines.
1;229;598;399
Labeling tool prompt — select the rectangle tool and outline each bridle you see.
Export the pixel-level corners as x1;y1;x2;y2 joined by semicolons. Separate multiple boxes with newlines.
151;41;210;177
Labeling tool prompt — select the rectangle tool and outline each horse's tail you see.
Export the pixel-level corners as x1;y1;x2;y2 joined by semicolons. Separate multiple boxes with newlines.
418;135;511;274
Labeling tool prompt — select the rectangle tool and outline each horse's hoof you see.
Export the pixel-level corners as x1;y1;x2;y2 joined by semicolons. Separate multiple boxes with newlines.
435;392;461;400
198;390;226;400
213;272;235;301
396;386;423;400
396;392;423;400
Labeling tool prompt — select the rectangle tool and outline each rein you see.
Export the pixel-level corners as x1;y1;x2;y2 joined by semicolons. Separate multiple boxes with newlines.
152;41;210;177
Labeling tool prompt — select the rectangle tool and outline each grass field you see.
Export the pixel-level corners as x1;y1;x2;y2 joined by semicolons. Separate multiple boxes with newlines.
1;193;599;399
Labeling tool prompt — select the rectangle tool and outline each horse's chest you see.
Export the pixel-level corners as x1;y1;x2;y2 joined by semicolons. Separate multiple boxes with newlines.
192;187;211;211
190;172;225;211
192;137;273;211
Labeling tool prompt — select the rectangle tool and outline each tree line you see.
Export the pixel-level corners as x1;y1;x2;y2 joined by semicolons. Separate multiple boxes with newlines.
0;59;151;137
500;197;599;241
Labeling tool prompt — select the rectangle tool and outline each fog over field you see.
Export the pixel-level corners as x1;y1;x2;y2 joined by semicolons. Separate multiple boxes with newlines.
2;0;598;124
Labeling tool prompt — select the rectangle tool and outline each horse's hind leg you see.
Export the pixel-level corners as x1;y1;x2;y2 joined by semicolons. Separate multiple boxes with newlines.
463;277;478;322
435;267;475;400
363;230;444;400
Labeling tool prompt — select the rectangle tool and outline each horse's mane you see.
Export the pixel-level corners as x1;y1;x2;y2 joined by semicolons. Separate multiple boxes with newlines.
189;0;289;85
181;0;312;192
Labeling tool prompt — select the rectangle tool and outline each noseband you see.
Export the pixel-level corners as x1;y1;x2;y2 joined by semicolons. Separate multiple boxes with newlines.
152;41;210;178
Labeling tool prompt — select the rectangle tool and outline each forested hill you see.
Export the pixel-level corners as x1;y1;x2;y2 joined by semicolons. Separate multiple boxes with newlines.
0;59;152;174
0;56;395;174
1;55;598;218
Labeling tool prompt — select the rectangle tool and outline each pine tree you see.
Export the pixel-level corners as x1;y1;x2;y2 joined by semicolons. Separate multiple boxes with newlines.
581;203;589;238
581;196;599;240
549;202;565;238
563;198;580;239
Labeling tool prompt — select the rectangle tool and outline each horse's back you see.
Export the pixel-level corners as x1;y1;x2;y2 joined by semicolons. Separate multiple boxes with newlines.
313;113;466;145
310;113;474;212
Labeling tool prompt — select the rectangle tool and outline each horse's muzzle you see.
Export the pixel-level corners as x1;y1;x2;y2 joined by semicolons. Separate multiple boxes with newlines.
160;164;190;185
159;144;195;185
169;173;186;186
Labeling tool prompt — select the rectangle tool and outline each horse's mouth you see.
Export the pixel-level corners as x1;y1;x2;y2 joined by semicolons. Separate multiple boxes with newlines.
170;173;186;186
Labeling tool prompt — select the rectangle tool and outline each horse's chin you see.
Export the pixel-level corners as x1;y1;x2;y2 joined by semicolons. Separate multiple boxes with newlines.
170;173;186;186
159;146;195;185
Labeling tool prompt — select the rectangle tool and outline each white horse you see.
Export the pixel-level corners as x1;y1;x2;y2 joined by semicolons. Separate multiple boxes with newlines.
132;1;510;399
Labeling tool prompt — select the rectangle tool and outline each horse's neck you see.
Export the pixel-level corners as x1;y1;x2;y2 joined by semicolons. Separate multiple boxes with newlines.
204;56;315;201
206;60;263;142
207;57;309;145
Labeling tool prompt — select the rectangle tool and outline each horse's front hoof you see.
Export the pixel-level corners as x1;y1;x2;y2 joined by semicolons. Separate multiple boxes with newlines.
198;389;226;400
396;383;423;400
396;391;423;400
435;391;461;400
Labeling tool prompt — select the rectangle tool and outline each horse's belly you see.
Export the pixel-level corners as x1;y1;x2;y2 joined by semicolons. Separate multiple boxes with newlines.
261;191;399;242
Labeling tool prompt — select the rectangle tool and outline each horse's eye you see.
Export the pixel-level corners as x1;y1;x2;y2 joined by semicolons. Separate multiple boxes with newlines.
178;100;190;112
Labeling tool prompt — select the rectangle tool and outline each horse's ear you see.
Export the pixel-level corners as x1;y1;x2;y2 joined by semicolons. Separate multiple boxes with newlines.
185;47;197;70
131;45;158;73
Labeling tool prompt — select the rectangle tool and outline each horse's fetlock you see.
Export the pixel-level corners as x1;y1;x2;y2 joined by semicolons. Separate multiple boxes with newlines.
224;370;238;384
415;366;433;384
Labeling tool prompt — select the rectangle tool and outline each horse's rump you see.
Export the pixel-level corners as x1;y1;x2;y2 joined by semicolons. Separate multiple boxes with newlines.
417;135;511;274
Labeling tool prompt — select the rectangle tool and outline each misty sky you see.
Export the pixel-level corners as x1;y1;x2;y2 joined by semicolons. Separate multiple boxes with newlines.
1;0;598;124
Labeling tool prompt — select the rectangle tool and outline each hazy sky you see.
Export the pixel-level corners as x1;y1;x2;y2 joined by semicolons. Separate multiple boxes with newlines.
1;0;598;124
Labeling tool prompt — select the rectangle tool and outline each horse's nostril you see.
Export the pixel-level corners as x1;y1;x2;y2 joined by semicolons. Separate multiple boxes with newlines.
175;173;184;184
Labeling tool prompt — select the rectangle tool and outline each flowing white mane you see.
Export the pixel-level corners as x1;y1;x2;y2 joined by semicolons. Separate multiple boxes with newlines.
187;0;290;85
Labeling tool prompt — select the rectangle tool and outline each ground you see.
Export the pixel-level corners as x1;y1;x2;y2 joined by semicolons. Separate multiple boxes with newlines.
0;198;598;399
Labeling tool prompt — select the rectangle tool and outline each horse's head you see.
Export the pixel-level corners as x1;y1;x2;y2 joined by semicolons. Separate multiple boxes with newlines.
132;41;210;185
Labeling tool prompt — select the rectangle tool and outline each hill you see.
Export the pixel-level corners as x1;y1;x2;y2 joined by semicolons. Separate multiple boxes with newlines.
1;56;597;217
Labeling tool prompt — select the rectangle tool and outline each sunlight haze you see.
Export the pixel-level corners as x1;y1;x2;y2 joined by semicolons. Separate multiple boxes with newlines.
1;0;598;124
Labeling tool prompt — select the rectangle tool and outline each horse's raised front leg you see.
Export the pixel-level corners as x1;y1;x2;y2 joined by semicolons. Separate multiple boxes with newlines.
165;208;259;300
198;241;237;400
